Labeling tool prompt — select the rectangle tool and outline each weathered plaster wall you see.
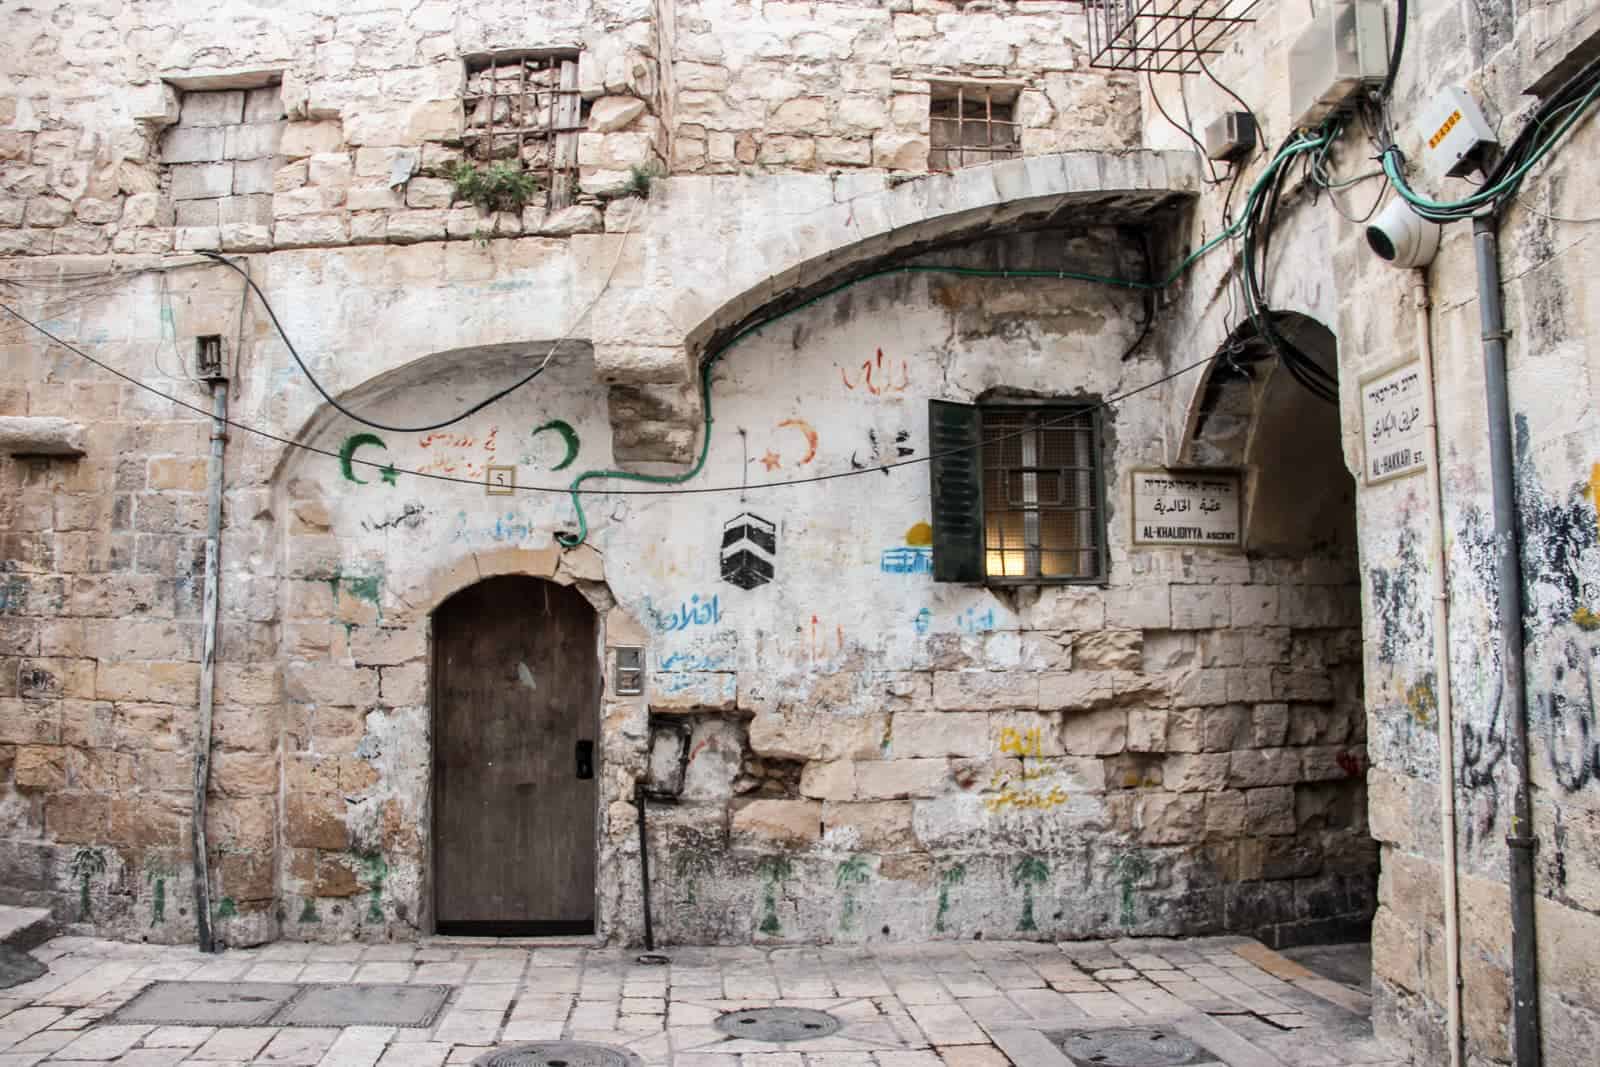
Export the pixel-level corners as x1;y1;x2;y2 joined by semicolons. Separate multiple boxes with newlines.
1144;1;1600;1064
248;226;1368;948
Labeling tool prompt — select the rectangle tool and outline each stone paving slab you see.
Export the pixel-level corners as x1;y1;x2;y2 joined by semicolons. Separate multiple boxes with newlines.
0;935;1410;1066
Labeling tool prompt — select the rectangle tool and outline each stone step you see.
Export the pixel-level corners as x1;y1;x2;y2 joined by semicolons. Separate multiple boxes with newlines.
0;906;53;952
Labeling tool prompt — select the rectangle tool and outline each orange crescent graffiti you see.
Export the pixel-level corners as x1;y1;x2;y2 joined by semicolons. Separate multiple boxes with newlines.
777;418;818;465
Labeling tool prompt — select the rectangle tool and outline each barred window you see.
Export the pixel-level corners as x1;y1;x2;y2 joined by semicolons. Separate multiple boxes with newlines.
928;400;1107;584
461;51;585;209
928;81;1021;172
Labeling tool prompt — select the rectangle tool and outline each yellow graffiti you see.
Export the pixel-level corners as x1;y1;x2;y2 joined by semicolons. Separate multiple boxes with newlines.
999;727;1043;757
1404;679;1437;728
1589;463;1600;529
1575;607;1600;631
984;786;1068;812
988;767;1050;789
905;522;934;546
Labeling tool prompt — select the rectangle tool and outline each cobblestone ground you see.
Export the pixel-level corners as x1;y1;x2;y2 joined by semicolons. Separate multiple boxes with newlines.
0;935;1406;1066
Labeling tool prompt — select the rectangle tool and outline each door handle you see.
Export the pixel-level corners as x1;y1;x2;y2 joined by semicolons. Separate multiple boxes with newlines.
575;740;594;780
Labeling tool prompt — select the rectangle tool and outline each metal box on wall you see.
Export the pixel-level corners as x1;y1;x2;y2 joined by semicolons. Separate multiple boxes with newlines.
1289;0;1390;129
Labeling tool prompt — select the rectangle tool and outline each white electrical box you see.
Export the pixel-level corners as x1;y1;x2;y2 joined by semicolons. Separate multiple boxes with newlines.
1416;86;1497;179
1289;0;1391;129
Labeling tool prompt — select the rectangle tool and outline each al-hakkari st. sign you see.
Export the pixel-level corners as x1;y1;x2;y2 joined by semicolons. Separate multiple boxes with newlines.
1131;469;1242;547
1360;360;1427;484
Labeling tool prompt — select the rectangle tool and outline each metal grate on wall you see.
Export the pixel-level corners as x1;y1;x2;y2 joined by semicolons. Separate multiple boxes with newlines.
981;406;1105;582
461;52;585;209
928;82;1021;172
1083;0;1263;74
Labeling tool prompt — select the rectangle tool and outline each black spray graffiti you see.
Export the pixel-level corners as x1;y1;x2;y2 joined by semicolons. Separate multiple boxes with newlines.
1541;638;1600;793
1368;525;1427;665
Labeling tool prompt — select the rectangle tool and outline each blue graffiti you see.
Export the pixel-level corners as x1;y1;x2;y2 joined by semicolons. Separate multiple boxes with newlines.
880;546;934;574
450;510;538;543
650;594;722;633
659;651;728;671
957;607;996;634
913;608;932;635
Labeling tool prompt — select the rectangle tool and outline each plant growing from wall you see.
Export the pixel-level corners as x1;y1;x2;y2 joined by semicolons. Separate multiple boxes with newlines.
625;162;664;199
447;161;543;213
69;847;106;922
1013;855;1049;932
836;854;872;933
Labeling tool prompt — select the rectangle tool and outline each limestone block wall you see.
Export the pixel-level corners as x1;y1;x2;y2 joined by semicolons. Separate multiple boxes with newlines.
1144;1;1600;1063
0;0;666;259
668;0;1141;174
248;229;1369;947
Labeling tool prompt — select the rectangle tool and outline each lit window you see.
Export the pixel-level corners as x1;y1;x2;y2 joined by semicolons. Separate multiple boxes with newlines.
928;81;1021;171
929;400;1107;584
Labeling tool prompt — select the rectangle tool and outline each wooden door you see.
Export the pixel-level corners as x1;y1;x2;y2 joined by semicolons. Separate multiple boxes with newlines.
433;576;599;935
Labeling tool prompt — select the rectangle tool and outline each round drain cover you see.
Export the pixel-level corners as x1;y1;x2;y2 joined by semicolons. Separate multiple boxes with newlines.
1057;1027;1206;1067
713;1006;842;1042
471;1042;643;1067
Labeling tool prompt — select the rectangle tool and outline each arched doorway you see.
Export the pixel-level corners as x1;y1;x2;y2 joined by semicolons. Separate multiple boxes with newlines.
431;576;601;935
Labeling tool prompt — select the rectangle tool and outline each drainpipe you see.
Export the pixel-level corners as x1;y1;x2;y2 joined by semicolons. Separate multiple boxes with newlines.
1473;213;1541;1065
192;370;229;954
1414;271;1462;1067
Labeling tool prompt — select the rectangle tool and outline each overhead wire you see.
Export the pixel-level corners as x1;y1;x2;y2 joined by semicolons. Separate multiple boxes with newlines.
0;290;1225;500
194;210;636;434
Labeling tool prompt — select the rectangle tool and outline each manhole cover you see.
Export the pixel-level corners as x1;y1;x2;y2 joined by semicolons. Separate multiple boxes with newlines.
277;983;450;1027
1054;1027;1209;1067
471;1043;643;1067
713;1006;842;1042
112;982;299;1026
0;946;45;990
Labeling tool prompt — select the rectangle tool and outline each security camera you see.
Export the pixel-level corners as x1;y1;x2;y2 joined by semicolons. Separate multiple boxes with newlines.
1367;197;1442;268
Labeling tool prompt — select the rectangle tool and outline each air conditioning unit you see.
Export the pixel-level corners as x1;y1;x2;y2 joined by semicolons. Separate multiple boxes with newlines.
1289;0;1391;129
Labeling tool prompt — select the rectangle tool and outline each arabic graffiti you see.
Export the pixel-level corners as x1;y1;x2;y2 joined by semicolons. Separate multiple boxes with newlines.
850;428;915;474
417;426;498;480
880;546;933;574
840;347;909;395
999;727;1043;757
651;594;723;633
957;607;996;634
658;651;729;671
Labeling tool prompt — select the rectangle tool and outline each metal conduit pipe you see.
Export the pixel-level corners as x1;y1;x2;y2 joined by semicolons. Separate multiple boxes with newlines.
191;374;229;954
1472;214;1541;1065
1413;272;1462;1067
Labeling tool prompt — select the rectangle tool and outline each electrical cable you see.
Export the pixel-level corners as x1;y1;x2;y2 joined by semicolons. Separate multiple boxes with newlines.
0;291;1226;500
1377;0;1408;101
1147;70;1225;185
195;219;635;433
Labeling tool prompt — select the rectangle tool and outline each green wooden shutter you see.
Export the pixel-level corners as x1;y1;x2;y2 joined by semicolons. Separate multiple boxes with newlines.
928;399;985;583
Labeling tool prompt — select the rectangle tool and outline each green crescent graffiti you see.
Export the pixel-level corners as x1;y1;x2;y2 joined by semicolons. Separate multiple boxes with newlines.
531;419;580;471
339;433;388;484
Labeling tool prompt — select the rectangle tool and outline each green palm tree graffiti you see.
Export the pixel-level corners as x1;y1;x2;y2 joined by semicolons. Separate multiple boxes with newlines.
757;856;792;935
836;855;872;932
936;862;967;933
1013;856;1049;932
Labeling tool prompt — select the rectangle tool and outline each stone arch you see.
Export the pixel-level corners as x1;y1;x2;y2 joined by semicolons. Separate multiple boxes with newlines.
1179;311;1354;555
589;150;1201;459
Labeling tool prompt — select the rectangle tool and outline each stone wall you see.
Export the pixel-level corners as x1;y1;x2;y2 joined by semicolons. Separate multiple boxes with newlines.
0;0;1134;262
1143;1;1600;1064
668;0;1140;173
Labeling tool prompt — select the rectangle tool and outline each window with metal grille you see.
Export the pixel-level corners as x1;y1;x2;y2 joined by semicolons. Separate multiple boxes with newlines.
461;51;585;209
927;81;1021;171
928;400;1107;584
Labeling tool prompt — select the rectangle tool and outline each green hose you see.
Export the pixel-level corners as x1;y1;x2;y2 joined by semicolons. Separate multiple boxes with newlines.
557;132;1332;548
